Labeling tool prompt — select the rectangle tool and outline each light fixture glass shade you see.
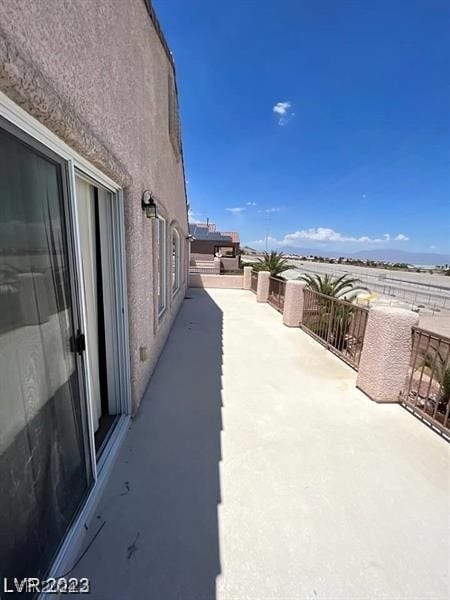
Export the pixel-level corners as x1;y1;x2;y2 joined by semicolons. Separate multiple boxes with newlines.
142;190;158;219
145;202;157;219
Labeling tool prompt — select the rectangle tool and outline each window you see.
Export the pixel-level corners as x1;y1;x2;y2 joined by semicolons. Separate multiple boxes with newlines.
75;175;126;455
172;229;181;294
215;246;235;258
157;216;167;315
168;70;181;161
0;123;93;582
0;99;131;586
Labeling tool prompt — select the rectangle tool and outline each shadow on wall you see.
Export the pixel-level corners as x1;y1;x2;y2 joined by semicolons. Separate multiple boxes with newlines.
72;288;223;600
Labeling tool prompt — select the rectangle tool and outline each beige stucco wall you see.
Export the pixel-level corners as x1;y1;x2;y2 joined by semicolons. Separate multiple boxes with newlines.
189;274;244;289
220;257;240;271
283;280;306;327
0;0;188;412
357;307;419;403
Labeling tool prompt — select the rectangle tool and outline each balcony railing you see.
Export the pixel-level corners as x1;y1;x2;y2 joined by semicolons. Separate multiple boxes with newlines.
250;270;258;293
301;289;369;370
399;327;450;437
267;276;286;313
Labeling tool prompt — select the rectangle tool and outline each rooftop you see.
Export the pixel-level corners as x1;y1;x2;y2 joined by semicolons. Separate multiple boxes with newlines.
73;288;448;599
189;223;239;243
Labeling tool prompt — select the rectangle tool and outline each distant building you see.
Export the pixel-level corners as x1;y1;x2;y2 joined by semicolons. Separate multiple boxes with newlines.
189;223;240;271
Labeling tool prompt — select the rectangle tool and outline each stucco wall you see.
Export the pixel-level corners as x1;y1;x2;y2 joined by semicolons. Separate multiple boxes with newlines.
220;257;240;271
189;274;244;289
190;253;239;271
356;307;419;403
190;240;239;256
0;0;188;412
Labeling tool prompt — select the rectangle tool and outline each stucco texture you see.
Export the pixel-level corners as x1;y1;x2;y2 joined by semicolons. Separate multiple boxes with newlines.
0;0;189;411
357;306;419;403
283;280;306;327
189;274;244;289
72;289;449;599
256;271;270;302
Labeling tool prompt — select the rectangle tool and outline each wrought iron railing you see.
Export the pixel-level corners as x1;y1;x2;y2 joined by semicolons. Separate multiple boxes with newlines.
302;289;369;369
399;327;450;438
250;270;258;293
268;277;286;313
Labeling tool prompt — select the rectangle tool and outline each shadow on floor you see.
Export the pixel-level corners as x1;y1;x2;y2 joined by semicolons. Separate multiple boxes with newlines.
74;288;223;600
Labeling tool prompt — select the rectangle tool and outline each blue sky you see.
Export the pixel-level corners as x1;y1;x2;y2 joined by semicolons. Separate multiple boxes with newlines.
154;0;450;255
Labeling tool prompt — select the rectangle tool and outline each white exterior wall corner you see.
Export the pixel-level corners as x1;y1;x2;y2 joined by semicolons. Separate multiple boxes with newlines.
0;0;189;413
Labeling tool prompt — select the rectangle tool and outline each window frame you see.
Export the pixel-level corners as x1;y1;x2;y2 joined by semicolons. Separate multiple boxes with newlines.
0;93;132;448
0;91;132;581
172;228;181;295
214;245;235;258
157;215;167;317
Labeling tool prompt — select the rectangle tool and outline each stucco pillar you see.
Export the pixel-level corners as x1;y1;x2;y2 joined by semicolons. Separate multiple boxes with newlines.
256;271;270;303
243;266;252;290
356;306;419;403
283;280;305;327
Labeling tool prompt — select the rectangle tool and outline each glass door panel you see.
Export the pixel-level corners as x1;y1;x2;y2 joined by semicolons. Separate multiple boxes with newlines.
0;125;92;585
75;176;120;456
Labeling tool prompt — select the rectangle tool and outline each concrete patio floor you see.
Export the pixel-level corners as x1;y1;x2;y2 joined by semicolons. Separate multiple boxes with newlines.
73;288;449;600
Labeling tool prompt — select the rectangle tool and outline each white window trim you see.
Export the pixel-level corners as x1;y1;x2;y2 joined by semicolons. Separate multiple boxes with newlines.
157;216;167;317
172;229;181;295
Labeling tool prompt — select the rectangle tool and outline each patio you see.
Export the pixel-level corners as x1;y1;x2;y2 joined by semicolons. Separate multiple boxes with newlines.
72;288;449;599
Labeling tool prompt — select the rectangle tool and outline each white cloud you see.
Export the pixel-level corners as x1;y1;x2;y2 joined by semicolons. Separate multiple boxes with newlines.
394;233;409;241
251;236;279;247
251;227;410;247
430;244;437;250
246;201;257;206
225;207;245;215
273;101;291;115
283;228;387;243
272;101;293;125
263;208;280;213
188;209;201;223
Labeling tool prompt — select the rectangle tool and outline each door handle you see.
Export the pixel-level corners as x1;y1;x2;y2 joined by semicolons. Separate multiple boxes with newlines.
70;330;86;355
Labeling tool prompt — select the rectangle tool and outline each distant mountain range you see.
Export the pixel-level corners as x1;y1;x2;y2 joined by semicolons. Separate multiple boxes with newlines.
349;248;449;265
245;246;450;266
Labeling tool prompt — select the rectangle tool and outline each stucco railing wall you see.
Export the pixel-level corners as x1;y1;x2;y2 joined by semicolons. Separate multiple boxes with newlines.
248;279;442;436
189;273;243;289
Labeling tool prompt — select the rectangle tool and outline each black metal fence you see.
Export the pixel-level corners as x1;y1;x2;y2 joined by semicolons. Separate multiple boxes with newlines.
399;327;450;438
267;277;286;313
301;288;369;369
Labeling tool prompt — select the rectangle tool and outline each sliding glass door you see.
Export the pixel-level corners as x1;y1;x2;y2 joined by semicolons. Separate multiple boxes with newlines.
0;124;92;583
75;175;124;455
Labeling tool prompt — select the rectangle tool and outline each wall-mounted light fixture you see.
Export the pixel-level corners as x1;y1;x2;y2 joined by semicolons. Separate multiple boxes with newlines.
142;190;158;219
186;234;195;242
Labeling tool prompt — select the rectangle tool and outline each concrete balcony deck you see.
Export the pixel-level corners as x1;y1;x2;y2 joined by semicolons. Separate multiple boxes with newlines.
73;288;449;599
